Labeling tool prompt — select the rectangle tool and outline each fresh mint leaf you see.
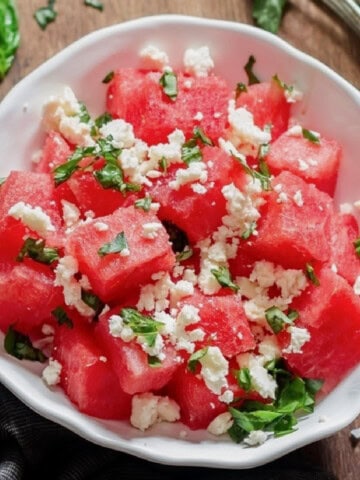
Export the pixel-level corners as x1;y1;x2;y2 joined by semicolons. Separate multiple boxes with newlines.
265;306;298;334
253;0;287;34
158;156;167;172
176;247;193;262
241;222;257;240
305;263;320;286
236;367;252;392
78;102;91;124
94;162;123;189
232;151;271;191
84;0;104;11
181;127;213;165
354;238;360;258
52;306;73;328
81;290;105;319
102;71;114;84
134;196;153;212
120;308;164;347
4;325;47;362
302;128;320;145
159;71;178;100
235;82;248;98
34;0;57;30
193;126;213;146
148;355;162;367
187;347;208;373
0;0;20;80
98;231;128;257
16;238;59;265
244;55;260;85
94;112;113;129
211;266;239;292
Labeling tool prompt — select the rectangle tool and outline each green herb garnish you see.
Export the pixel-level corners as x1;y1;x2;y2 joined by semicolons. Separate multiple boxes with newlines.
265;306;298;334
176;247;193;262
52;307;73;329
354;238;360;258
305;263;320;286
4;325;47;362
34;0;57;30
81;290;105;319
241;222;257;240
211;266;239;292
0;0;20;80
94;112;113;129
244;55;260;85
232;151;271;191
302;128;320;145
252;0;287;34
120;308;164;347
181;126;213;165
148;355;162;367
98;231;128;257
187;347;209;373
102;71;114;84
134;196;153;212
236;367;252;392
235;82;248;98
159;71;178;100
16;238;59;265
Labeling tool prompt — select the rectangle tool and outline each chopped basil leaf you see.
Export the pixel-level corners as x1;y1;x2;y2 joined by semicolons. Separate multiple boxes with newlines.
272;74;295;97
52;306;73;328
0;177;7;186
176;247;193;262
211;266;239;292
187;347;208;373
34;0;57;30
252;0;287;34
81;290;105;319
237;367;252;392
98;231;128;257
181;126;213;165
0;0;20;80
193;126;213;146
354;238;360;257
241;222;257;240
305;263;320;286
302;128;320;145
148;355;162;367
94;162;123;189
134;196;153;212
53;158;81;185
265;306;298;334
84;0;104;11
244;55;260;85
159;71;178;100
17;238;59;265
232;152;271;191
158;156;167;172
94;112;113;129
4;325;47;362
235;82;248;98
120;308;164;347
102;71;114;84
78;102;91;124
96;137;121;163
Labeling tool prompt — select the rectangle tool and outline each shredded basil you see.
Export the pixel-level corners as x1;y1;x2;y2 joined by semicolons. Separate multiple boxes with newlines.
4;325;47;362
241;222;257;240
176;247;193;263
98;231;128;257
302;128;320;145
134;196;153;212
265;306;298;334
34;0;57;30
236;367;252;392
16;238;59;265
0;0;19;80
305;263;320;286
81;290;105;319
211;266;239;292
235;82;248;98
244;55;260;85
181;127;213;165
52;307;73;328
94;112;113;129
148;355;162;367
187;347;208;373
159;71;178;100
232;151;271;191
252;0;287;34
354;238;360;258
84;0;104;11
102;71;114;84
120;308;164;348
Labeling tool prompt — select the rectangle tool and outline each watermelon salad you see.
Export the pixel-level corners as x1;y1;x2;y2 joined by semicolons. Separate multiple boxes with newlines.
1;44;360;446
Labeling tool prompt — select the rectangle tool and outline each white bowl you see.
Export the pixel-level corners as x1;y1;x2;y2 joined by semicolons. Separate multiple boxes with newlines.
0;15;359;469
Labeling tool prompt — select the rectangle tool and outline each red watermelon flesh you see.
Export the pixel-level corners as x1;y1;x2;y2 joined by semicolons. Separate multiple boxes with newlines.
107;69;230;145
279;268;360;395
53;322;132;419
35;131;73;174
0;260;63;334
250;171;334;269
235;81;290;141
65;205;175;302
95;309;180;395
265;131;341;195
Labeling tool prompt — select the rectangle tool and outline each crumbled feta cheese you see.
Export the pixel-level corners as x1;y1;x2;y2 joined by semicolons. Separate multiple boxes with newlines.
99;119;135;149
120;247;130;257
298;159;309;171
331;263;338;274
198;346;229;395
286;124;302;137
340;202;353;214
170;280;194;307
354;276;360;295
171;304;204;353
142;222;163;239
99;356;107;363
243;355;277;399
169;162;208;190
283;326;311;354
244;430;267;446
42;358;62;386
293;190;304;207
93;221;109;232
277;191;288;203
108;314;135;342
137;272;173;312
207;412;234;436
218;389;234;404
61;200;81;230
8;202;55;237
183;46;214;77
138;332;164;357
284;86;303;104
258;335;281;361
193;111;204;121
78;274;92;291
191;183;207;194
139;45;169;70
130;393;180;431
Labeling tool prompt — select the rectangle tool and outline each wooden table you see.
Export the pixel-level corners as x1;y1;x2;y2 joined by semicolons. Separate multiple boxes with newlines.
1;1;359;478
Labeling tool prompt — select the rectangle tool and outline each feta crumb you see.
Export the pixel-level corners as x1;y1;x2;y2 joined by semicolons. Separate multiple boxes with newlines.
244;430;267;446
298;159;309;171
258;336;281;361
169;162;208;190
331;263;338;274
286;124;302;137
170;280;194;307
213;111;221;119
108;314;135;342
61;200;81;230
277;191;288;203
42;359;62;386
283;326;311;354
93;221;109;232
193;111;204;121
207;412;234;436
247;355;277;399
172;304;204;353
218;389;234;404
41;324;55;336
285;86;303;104
183;46;214;77
199;346;229;395
99;119;135;149
130;393;180;431
139;45;169;70
340;202;353;214
8;202;55;237
99;356;107;363
191;183;207;194
120;247;130;257
142;222;163;239
354;276;360;295
293;190;304;207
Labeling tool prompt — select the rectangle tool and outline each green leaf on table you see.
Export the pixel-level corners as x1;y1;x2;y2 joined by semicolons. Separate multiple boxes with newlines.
34;0;57;30
253;0;287;34
0;0;20;81
84;0;104;11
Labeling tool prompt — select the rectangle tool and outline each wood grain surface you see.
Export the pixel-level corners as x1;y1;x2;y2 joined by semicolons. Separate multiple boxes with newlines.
1;1;360;478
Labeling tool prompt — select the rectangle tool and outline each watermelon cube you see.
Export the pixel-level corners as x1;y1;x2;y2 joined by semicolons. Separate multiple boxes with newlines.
35;131;73;174
53;322;132;419
266;131;341;195
65;205;175;302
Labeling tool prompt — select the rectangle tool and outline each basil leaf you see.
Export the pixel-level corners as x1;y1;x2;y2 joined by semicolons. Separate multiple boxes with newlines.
16;238;59;265
354;238;360;257
102;71;114;84
148;355;162;367
84;0;104;11
78;102;91;124
120;307;164;347
53;158;81;185
81;290;105;319
272;74;295;97
94;162;123;189
232;152;271;191
158;156;167;172
181;140;202;164
34;1;57;30
159;71;178;100
4;325;47;362
94;112;113;129
241;222;257;240
176;247;193;262
0;0;19;80
52;306;73;328
305;263;320;286
253;0;287;34
98;231;128;257
236;367;252;392
235;82;248;98
187;347;208;373
134;196;153;212
211;266;239;292
193;126;213;146
302;128;320;145
0;177;7;186
244;55;260;85
265;306;298;334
